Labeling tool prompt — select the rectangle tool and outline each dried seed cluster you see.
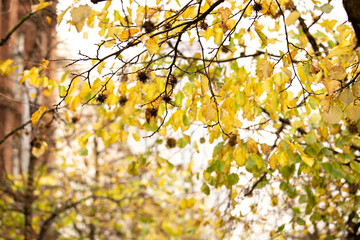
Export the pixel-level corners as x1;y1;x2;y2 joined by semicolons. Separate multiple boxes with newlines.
199;21;208;30
96;93;107;103
119;96;128;106
162;93;172;103
169;74;177;86
137;71;149;83
164;22;172;30
166;138;177;148
142;20;155;33
228;135;237;147
145;107;158;123
253;2;263;12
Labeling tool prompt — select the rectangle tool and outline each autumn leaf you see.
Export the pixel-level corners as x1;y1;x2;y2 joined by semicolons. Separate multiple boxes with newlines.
323;79;340;95
32;140;48;158
322;101;342;124
259;60;273;79
31;0;52;12
285;10;300;25
339;89;355;106
201;103;217;122
39;58;49;72
301;154;314;167
145;38;160;55
31;106;47;126
345;102;360;121
71;5;92;32
352;81;360;97
200;75;209;96
119;29;140;41
233;144;246;166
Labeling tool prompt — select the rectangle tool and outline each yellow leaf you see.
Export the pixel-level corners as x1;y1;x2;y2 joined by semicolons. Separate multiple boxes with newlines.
119;28;139;41
214;27;224;45
39;58;49;72
32;141;48;158
233;145;246;166
145;38;159;55
352;81;360;97
328;65;346;81
97;61;106;74
71;5;92;32
339;89;354;106
218;7;231;23
302;154;314;167
323;79;340;95
259;60;273;79
251;153;263;169
31;106;47;126
282;67;292;79
31;0;52;12
277;151;288;166
201;103;217;122
285;10;300;25
320;95;332;112
345;102;360;121
180;198;195;209
200;75;208;96
0;59;17;76
57;6;70;24
0;59;13;73
78;132;93;148
269;153;277;170
255;27;267;47
246;138;259;154
322;101;342;124
71;5;92;24
70;95;81;110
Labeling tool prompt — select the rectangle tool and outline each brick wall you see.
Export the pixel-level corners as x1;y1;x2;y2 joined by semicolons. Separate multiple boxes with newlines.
0;0;56;176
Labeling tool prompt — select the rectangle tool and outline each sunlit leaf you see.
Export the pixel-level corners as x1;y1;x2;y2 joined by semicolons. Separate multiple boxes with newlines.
31;106;47;126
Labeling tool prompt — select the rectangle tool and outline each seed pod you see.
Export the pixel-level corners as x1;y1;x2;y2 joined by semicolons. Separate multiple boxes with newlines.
96;93;107;103
137;71;149;83
142;20;156;33
166;138;177;148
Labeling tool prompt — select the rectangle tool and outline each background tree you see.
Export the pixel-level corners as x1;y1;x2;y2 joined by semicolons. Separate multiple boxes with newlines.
3;0;360;239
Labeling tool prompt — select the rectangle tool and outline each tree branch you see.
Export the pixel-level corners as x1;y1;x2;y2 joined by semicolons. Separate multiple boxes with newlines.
0;12;36;46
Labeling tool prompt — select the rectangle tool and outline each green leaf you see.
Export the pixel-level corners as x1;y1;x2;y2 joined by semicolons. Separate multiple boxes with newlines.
315;3;333;13
178;137;189;148
297;218;306;225
251;153;263;169
322;162;333;173
213;142;224;155
182;114;190;126
332;169;344;179
276;224;285;233
77;148;88;156
350;161;360;173
255;27;267;48
201;182;210;195
225;173;239;188
215;159;225;173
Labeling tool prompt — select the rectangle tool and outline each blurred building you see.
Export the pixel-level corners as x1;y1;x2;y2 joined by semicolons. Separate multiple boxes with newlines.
0;0;57;176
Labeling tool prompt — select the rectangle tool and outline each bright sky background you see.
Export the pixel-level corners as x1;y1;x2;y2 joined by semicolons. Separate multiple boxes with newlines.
55;1;351;239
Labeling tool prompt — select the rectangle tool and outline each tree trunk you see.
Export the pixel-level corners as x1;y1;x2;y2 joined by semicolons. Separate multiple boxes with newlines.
343;0;360;45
